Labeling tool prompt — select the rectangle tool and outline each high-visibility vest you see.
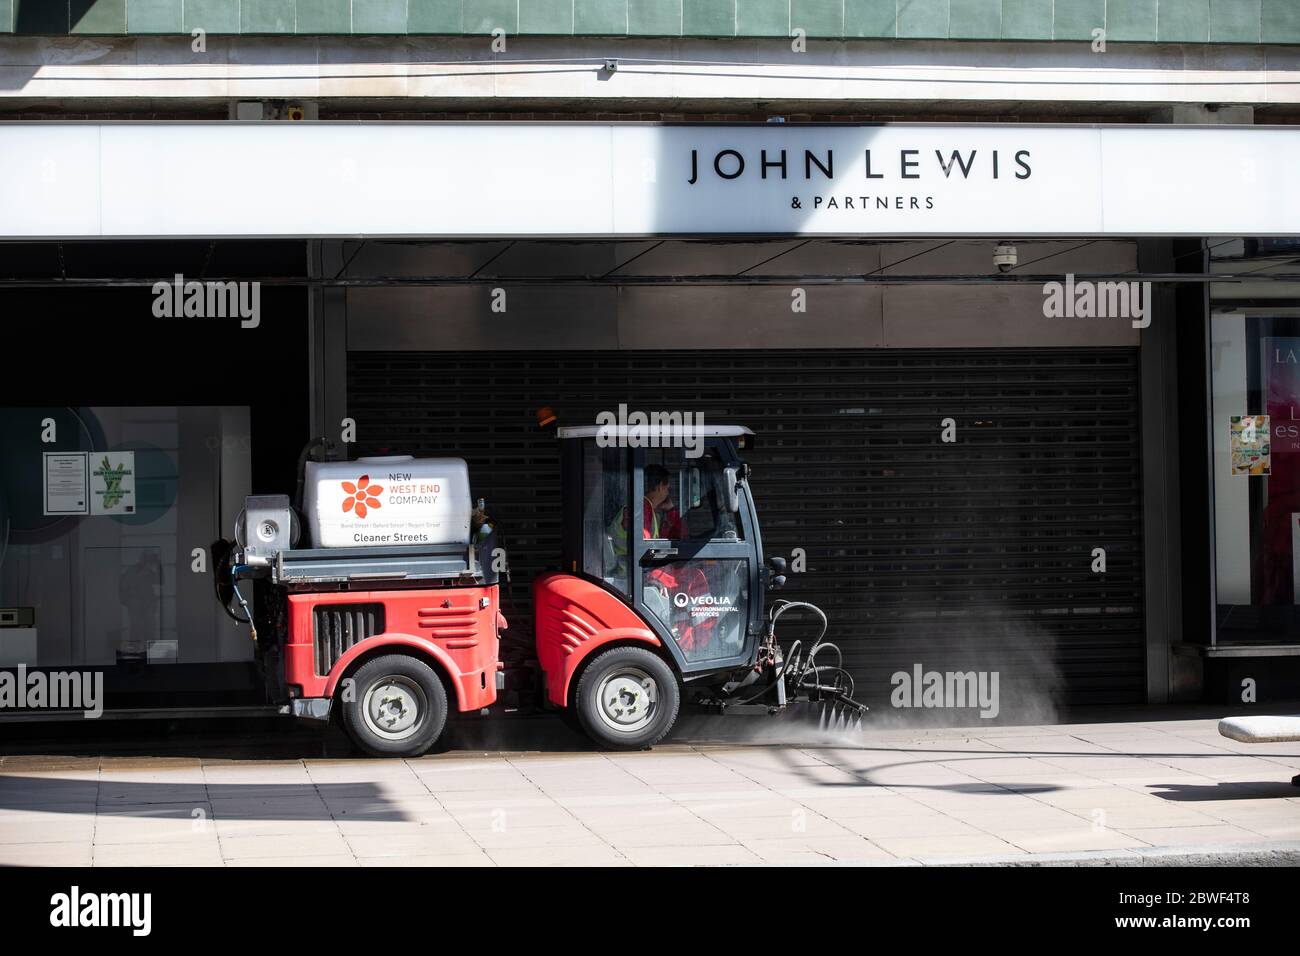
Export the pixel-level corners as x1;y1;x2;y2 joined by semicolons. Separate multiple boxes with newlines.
609;498;659;557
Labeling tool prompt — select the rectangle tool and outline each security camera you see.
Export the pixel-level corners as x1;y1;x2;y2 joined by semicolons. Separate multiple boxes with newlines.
993;243;1018;273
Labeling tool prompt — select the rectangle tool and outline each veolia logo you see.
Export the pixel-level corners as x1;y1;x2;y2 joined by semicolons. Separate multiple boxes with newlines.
673;592;733;608
341;475;384;519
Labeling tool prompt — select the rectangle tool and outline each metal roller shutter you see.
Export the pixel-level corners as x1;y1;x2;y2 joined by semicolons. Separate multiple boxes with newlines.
347;348;1144;710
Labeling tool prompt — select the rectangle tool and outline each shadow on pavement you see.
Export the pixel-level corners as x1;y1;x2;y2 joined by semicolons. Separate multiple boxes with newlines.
0;776;407;821
0;713;595;761
1148;781;1300;801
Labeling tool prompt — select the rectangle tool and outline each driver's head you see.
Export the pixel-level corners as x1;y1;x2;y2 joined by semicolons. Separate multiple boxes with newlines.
644;464;671;507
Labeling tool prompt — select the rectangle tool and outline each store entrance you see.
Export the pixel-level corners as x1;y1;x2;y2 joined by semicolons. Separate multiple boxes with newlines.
0;242;310;706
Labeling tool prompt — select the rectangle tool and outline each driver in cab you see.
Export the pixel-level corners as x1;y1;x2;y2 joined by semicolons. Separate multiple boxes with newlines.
609;464;717;658
625;464;684;543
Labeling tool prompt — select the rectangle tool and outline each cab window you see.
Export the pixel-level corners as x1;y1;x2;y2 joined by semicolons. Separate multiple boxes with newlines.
641;446;742;543
582;442;631;597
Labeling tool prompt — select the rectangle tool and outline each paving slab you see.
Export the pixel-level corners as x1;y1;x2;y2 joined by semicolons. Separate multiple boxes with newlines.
1;712;1298;866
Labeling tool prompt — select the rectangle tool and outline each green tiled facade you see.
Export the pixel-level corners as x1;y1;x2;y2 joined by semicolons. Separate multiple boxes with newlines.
3;0;1297;42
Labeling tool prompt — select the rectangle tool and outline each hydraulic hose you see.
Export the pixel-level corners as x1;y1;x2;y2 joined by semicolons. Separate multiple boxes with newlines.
774;599;829;691
732;599;835;706
230;564;258;641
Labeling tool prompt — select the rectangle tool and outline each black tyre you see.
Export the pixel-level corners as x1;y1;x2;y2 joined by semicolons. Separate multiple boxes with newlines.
341;654;449;758
573;646;680;750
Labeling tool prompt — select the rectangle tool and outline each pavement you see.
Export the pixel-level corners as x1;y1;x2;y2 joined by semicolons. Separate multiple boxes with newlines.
2;711;1299;867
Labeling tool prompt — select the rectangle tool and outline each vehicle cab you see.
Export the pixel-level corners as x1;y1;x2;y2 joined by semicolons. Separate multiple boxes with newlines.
555;424;765;677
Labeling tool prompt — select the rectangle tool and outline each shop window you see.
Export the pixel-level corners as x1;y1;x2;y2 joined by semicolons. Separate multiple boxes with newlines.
1210;242;1300;643
0;406;251;668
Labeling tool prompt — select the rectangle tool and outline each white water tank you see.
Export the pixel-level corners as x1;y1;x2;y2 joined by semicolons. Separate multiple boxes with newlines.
304;456;472;548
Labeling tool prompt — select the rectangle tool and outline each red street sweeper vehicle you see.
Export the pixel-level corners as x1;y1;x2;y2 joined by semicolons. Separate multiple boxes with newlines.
212;423;865;757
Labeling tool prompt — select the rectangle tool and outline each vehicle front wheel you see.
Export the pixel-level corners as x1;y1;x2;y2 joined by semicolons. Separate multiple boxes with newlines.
341;654;448;758
573;646;680;750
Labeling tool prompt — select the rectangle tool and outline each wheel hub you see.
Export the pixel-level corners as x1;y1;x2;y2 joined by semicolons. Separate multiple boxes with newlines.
596;668;658;734
363;678;424;740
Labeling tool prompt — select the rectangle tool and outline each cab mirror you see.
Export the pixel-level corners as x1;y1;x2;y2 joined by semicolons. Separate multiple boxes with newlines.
723;466;740;513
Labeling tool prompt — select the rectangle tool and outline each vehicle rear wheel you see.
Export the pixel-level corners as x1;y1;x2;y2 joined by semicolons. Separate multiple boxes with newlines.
341;654;448;758
574;646;680;750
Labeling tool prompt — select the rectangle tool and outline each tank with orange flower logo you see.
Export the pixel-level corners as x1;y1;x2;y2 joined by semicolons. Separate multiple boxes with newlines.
303;456;473;548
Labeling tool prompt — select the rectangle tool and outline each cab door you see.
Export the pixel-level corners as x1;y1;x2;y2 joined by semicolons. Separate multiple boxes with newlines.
631;441;760;673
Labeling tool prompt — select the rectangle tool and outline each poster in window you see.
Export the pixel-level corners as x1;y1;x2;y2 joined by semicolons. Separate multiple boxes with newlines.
43;452;89;515
1230;415;1271;476
89;451;136;516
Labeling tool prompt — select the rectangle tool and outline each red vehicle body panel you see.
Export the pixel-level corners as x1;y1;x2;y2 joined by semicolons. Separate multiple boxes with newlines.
533;572;661;708
284;587;500;712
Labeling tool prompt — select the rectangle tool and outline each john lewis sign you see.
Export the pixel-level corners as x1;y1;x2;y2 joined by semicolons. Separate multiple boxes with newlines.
0;122;1295;238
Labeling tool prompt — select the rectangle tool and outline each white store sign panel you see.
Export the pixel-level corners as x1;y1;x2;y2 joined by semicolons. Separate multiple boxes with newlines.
0;123;1296;239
